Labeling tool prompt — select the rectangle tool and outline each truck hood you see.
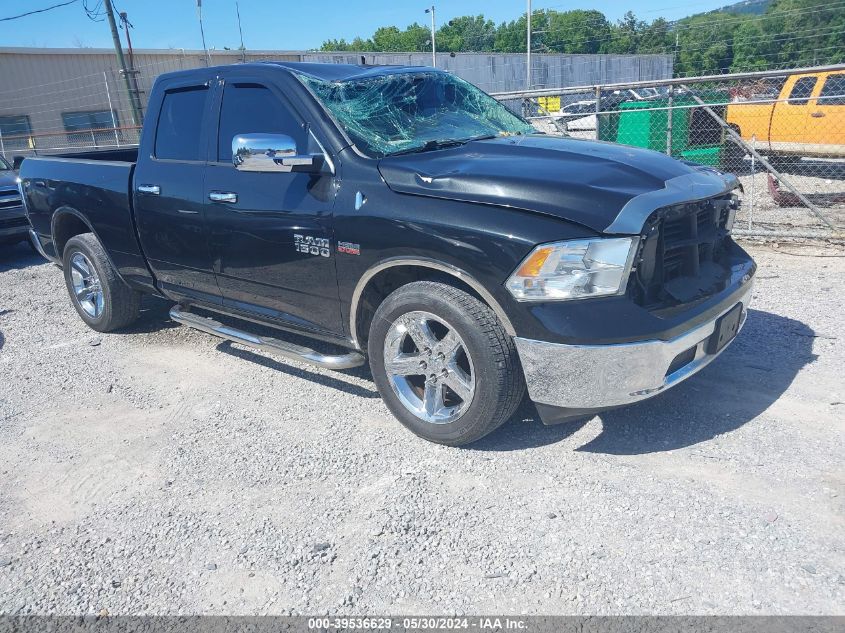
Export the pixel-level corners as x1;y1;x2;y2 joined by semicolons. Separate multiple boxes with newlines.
377;135;738;234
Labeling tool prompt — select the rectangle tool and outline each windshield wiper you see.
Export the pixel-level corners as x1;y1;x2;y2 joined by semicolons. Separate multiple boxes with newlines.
388;134;499;156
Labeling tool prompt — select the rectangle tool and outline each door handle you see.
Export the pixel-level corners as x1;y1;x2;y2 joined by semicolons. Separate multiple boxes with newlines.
811;111;825;118
209;191;238;204
137;184;160;195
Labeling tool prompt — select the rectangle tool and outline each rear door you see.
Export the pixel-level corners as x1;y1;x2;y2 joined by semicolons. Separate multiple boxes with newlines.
803;72;845;157
134;76;220;303
203;71;342;335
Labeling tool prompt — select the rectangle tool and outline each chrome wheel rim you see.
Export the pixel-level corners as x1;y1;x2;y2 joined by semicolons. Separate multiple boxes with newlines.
69;252;104;319
383;311;475;425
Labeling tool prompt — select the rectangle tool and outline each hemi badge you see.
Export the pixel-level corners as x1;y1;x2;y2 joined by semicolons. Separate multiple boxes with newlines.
338;241;360;255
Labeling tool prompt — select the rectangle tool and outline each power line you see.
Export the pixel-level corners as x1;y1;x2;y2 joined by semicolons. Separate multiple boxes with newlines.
538;0;735;16
82;0;106;22
454;0;845;49
449;1;845;53
535;20;845;53
0;0;79;22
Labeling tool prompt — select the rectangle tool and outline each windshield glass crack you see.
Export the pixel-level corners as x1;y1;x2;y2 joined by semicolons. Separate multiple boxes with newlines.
297;71;535;157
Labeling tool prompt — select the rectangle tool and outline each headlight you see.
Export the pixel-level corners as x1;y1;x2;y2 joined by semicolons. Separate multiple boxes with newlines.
506;237;638;301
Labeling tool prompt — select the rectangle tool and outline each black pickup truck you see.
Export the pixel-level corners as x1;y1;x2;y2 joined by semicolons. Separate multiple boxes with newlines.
19;62;755;446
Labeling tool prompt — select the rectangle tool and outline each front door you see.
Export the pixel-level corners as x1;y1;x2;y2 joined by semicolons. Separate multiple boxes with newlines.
204;76;342;335
134;79;220;304
769;74;817;154
804;72;845;157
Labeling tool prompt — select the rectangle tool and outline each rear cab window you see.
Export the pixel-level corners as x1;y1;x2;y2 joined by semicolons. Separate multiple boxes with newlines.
155;86;209;160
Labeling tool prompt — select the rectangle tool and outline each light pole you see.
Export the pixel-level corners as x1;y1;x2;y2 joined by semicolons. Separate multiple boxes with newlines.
425;5;436;68
526;0;531;89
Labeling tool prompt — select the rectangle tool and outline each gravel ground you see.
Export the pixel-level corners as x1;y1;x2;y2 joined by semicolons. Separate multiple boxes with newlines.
734;172;845;233
0;240;843;616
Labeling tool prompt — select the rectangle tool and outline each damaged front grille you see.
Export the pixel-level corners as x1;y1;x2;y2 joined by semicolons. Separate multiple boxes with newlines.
629;193;739;311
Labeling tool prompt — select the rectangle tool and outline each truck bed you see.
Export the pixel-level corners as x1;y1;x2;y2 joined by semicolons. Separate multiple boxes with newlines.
52;147;139;163
20;150;156;292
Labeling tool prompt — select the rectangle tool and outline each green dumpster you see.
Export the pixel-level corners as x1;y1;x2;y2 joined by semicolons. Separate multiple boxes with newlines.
600;94;728;167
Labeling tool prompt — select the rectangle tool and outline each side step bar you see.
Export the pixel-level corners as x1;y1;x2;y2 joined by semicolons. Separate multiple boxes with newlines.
169;306;365;370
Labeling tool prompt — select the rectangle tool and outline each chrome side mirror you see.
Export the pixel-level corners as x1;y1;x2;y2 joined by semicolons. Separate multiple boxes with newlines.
232;133;322;173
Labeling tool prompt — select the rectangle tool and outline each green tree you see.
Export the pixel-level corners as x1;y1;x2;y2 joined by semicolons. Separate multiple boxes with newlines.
371;26;405;52
318;1;845;76
398;23;432;52
351;37;374;52
542;10;611;54
731;0;845;71
638;18;671;54
437;15;496;52
320;38;350;51
493;16;527;53
672;12;746;75
605;11;643;54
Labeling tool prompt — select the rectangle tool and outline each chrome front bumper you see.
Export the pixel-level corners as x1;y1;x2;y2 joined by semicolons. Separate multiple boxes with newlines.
514;284;752;411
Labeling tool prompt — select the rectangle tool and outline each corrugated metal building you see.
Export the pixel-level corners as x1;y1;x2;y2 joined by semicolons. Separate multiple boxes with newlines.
0;47;672;156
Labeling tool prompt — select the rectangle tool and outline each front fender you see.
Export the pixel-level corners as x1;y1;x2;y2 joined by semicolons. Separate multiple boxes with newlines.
348;256;518;349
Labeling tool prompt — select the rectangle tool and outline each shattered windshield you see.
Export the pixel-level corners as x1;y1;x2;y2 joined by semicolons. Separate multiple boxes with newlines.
298;71;535;158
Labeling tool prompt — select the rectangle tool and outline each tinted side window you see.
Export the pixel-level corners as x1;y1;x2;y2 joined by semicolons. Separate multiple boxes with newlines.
819;74;845;106
217;83;304;162
155;87;208;160
788;77;817;105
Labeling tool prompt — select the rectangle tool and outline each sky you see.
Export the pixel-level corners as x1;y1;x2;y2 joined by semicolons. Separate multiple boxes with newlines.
0;0;733;51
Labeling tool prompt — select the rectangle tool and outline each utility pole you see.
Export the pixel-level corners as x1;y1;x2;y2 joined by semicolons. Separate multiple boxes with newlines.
526;0;531;89
118;11;144;121
104;0;142;126
425;6;436;68
235;0;246;62
197;0;211;66
674;31;680;74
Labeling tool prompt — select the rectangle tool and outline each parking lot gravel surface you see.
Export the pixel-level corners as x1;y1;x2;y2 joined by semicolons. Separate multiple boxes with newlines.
0;240;843;616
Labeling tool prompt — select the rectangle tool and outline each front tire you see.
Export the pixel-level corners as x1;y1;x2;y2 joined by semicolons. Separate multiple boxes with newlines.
368;281;525;446
62;233;140;332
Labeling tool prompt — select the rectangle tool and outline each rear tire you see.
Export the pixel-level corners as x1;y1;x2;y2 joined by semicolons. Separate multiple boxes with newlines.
62;233;141;332
368;281;525;446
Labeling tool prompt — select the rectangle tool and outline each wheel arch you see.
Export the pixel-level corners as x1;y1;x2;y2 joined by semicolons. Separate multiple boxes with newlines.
349;257;515;350
51;207;98;259
51;208;126;285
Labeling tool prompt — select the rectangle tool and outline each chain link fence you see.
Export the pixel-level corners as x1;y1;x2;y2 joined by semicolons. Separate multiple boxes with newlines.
0;125;141;156
493;64;845;240
3;59;843;240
